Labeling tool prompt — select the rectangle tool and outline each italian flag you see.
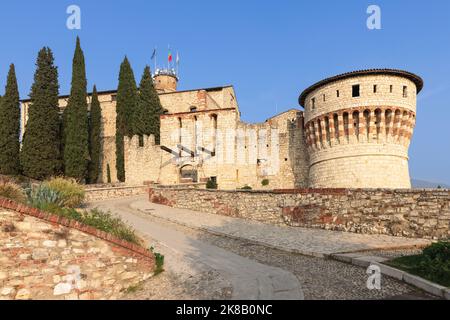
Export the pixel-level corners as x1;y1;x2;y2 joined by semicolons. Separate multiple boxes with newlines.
168;50;173;62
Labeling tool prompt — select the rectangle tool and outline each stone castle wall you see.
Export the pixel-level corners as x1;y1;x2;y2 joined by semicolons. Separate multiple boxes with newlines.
0;198;155;300
124;108;309;189
302;74;418;188
149;187;450;240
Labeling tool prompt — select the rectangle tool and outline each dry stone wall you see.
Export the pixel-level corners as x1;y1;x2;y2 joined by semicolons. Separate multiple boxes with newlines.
85;185;148;202
149;187;450;240
0;198;155;300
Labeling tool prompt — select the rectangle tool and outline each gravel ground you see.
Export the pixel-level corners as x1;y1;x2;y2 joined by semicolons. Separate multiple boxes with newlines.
130;214;438;300
123;270;232;300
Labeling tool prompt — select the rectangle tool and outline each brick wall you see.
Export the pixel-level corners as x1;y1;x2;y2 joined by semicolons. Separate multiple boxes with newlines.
0;198;155;300
149;187;450;240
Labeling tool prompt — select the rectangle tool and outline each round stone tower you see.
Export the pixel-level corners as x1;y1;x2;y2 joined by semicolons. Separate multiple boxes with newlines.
299;69;423;189
153;69;178;93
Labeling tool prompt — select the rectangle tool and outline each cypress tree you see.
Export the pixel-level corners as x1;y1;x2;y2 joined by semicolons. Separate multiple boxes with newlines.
134;66;164;144
87;85;102;184
20;48;61;179
115;56;137;182
63;37;89;181
0;64;20;175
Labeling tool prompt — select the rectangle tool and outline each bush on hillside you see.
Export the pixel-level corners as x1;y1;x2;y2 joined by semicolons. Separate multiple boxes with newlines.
26;184;65;208
0;181;26;203
82;208;139;244
43;177;85;208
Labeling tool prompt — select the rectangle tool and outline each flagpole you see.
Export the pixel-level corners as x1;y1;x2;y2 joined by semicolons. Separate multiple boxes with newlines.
176;51;179;77
154;46;157;74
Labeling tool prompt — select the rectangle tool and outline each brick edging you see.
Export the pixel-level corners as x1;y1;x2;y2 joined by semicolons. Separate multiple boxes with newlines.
0;197;154;260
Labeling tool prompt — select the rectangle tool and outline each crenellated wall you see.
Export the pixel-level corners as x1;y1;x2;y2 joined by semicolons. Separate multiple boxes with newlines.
124;109;309;190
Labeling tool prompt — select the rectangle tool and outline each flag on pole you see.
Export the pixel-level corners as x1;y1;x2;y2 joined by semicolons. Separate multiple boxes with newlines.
176;52;180;64
168;49;173;62
151;48;156;60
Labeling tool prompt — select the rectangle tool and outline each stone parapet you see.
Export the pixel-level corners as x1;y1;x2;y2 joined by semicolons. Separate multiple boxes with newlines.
149;187;450;240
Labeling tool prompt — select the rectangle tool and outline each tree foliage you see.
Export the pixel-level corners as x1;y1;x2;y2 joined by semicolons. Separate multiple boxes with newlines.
134;66;164;144
63;37;89;181
0;64;20;175
20;47;62;180
88;85;102;184
115;57;137;182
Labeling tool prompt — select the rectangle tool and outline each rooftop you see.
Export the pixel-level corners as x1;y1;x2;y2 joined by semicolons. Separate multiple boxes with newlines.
20;85;234;103
299;69;424;106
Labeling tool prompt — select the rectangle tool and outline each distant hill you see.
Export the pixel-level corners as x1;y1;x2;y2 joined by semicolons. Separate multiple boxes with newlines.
411;179;450;189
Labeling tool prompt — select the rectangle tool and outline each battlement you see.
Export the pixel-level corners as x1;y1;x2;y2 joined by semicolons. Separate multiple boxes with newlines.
124;134;157;149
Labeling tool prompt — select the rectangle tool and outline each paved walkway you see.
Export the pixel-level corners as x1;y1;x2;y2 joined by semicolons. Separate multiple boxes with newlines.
128;196;431;257
92;197;304;300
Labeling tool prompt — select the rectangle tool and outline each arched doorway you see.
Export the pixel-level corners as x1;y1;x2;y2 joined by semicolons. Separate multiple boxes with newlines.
180;165;198;183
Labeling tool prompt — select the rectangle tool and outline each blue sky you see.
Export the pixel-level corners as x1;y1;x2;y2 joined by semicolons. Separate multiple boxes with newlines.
0;0;449;184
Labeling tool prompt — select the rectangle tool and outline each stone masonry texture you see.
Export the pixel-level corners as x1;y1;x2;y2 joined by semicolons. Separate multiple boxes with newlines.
149;187;450;240
0;198;155;300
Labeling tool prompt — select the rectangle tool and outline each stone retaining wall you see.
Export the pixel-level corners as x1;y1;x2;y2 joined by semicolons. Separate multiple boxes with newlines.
149;187;450;240
0;198;155;300
85;185;148;202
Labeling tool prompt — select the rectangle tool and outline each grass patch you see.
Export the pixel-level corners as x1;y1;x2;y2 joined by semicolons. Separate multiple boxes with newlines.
26;182;140;245
122;282;144;294
0;181;26;203
385;241;450;287
149;246;165;275
42;177;85;208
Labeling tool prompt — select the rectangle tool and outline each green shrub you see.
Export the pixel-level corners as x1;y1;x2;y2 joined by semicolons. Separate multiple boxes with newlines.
206;179;218;189
386;241;450;287
0;181;26;203
26;184;65;208
261;179;269;186
82;208;140;244
240;185;252;190
43;177;85;208
149;246;165;275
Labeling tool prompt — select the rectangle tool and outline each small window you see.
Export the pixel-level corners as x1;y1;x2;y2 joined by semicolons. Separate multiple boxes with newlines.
373;85;377;93
336;90;340;97
311;98;316;110
352;85;360;97
403;86;408;98
323;94;326;102
190;106;197;112
111;94;117;102
390;85;393;93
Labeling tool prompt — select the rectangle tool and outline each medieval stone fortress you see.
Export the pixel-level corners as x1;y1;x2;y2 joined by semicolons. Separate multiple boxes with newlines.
20;68;422;190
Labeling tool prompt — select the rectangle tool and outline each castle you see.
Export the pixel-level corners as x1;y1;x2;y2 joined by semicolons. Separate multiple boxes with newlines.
20;68;423;190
